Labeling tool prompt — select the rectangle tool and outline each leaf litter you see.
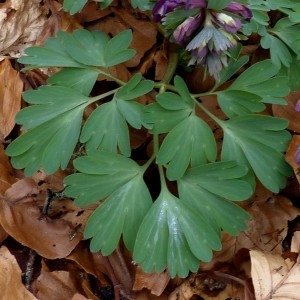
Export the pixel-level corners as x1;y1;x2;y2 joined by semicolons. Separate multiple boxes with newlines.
1;0;300;299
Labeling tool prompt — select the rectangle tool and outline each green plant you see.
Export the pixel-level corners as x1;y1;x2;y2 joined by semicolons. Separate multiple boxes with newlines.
6;0;299;278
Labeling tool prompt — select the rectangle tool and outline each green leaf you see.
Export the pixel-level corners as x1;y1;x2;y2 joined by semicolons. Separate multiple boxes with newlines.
207;0;232;10
261;33;292;67
228;60;290;104
63;0;87;14
178;161;252;236
58;30;109;66
130;0;153;10
157;114;217;180
80;101;131;156
64;151;152;254
18;37;86;69
133;189;221;278
143;77;194;134
116;73;154;101
220;115;293;192
6;109;84;176
216;90;265;118
115;74;154;129
47;68;100;96
16;86;91;130
95;0;114;9
104;30;136;67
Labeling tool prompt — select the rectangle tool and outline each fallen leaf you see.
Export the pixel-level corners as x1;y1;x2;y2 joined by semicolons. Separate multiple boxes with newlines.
250;249;300;300
285;135;300;184
0;143;16;194
0;58;23;140
0;0;49;57
0;181;83;258
273;90;300;134
32;261;84;300
133;266;170;296
0;246;37;299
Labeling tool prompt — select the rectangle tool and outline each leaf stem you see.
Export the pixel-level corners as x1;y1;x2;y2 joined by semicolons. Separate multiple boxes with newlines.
89;88;120;103
140;153;156;173
194;98;224;126
153;134;168;191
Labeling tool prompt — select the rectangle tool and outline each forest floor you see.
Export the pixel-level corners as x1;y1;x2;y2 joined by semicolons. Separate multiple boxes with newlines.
1;1;300;299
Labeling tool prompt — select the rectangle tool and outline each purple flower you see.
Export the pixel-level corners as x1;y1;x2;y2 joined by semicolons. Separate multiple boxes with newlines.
152;0;186;22
211;12;242;33
295;99;300;112
185;0;207;10
224;2;252;21
173;14;204;45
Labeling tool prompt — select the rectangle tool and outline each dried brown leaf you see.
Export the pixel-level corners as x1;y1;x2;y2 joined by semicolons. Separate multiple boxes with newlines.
272;90;300;134
285;135;300;185
250;250;300;300
33;261;83;300
0;0;48;57
0;143;16;194
0;181;83;258
133;266;170;296
0;246;37;299
0;58;22;139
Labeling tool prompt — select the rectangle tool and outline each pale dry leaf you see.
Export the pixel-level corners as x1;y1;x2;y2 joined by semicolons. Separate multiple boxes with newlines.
0;246;37;299
291;231;300;253
0;0;48;58
250;249;300;300
0;58;22;139
133;266;170;296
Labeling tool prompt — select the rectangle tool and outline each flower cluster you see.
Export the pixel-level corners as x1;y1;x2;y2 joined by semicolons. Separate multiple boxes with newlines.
152;0;252;79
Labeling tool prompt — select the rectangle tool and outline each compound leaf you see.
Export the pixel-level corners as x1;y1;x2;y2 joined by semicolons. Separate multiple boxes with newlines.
178;161;253;236
133;189;221;278
16;86;91;129
63;0;87;14
47;68;100;96
6;109;84;176
64;151;152;253
80;101;130;156
221;115;293;192
216;90;265;118
157;114;217;180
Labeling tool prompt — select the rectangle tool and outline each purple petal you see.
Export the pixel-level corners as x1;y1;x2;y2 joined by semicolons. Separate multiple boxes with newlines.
295;145;300;164
185;0;207;9
152;0;185;22
295;99;300;112
224;2;252;21
212;12;241;33
173;14;204;45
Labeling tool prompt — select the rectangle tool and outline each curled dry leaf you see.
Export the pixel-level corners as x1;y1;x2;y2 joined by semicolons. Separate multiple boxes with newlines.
0;0;48;57
0;58;22;140
0;246;37;299
285;134;300;184
32;261;87;300
0;180;84;259
250;249;300;300
0;143;16;194
133;266;170;296
272;90;300;134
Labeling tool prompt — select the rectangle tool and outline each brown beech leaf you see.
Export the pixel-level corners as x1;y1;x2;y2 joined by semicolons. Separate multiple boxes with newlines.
250;250;300;300
285;135;300;184
0;144;16;195
0;181;83;259
272;90;300;134
0;0;48;57
133;266;170;296
0;246;37;299
33;261;85;300
0;58;23;140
